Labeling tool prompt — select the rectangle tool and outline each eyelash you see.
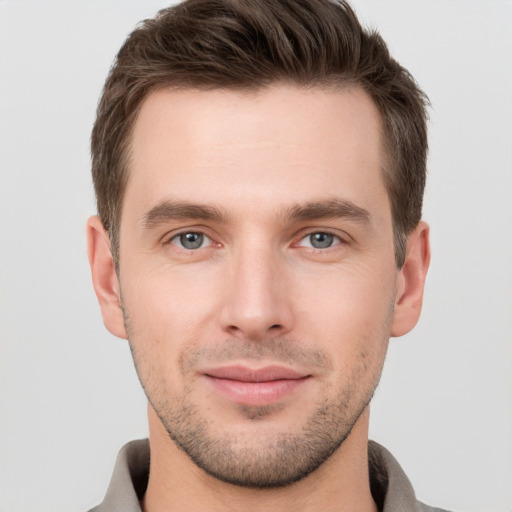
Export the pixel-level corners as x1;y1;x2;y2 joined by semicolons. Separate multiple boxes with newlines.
166;229;347;252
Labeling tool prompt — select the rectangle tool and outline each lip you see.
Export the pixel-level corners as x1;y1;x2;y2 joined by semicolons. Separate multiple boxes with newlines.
202;365;311;407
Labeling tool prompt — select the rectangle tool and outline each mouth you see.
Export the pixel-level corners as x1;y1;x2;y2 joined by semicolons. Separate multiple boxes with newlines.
202;365;311;407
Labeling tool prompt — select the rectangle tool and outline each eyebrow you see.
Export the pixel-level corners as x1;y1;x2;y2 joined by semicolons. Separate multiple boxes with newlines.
141;198;370;230
284;199;371;224
141;200;226;229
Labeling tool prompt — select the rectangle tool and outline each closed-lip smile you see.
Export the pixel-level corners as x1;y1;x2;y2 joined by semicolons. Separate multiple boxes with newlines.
202;365;311;406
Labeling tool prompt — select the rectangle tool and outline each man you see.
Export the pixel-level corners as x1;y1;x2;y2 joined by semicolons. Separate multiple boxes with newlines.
86;0;442;510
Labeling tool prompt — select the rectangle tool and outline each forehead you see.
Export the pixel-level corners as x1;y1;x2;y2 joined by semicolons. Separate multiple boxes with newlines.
124;84;388;222
131;85;383;158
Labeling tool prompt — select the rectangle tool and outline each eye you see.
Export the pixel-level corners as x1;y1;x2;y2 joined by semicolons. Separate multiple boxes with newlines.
169;232;212;250
298;232;341;249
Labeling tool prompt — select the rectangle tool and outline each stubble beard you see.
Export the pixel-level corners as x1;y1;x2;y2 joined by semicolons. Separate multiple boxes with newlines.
154;380;375;488
125;329;388;489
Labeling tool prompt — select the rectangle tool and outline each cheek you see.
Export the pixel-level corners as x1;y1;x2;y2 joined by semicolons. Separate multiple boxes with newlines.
120;261;223;349
291;261;395;376
294;260;396;331
120;272;209;400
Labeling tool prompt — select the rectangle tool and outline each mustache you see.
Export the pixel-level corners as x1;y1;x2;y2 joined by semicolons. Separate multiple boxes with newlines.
180;337;333;374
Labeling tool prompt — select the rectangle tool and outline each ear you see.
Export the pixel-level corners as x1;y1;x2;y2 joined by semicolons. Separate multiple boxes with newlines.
86;216;127;339
391;221;431;337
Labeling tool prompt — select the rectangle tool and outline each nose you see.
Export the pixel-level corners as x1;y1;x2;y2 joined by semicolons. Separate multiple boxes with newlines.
219;242;294;341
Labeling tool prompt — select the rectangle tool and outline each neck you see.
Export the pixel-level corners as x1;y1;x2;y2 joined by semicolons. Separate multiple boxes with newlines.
142;406;378;512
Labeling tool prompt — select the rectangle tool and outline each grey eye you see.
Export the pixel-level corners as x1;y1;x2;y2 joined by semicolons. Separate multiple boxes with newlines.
177;232;205;249
309;232;335;249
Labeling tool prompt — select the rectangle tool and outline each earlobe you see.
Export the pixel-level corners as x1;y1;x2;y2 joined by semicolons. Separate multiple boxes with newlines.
86;216;127;339
391;221;431;337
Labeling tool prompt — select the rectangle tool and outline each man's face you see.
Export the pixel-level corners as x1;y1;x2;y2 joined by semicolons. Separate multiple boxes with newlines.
113;85;403;486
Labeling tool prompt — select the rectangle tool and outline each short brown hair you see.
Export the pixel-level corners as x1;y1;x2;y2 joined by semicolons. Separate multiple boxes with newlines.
91;0;429;267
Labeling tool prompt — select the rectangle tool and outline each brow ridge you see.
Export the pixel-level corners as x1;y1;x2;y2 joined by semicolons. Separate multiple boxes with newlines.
142;200;226;229
141;198;370;230
285;199;371;223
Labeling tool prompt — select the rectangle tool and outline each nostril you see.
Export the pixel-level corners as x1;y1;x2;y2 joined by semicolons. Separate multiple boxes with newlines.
269;324;281;330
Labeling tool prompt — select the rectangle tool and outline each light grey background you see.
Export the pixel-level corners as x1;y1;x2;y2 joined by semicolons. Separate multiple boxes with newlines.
1;1;511;511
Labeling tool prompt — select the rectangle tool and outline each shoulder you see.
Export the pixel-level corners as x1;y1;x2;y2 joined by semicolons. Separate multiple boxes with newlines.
369;441;453;512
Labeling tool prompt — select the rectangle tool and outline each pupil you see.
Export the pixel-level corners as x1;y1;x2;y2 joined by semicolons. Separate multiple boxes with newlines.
311;232;333;248
180;232;203;249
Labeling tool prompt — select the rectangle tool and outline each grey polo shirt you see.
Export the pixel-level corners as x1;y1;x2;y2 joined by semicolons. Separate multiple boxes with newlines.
89;439;450;512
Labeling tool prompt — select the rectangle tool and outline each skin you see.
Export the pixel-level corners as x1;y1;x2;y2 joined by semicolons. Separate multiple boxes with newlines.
88;85;430;512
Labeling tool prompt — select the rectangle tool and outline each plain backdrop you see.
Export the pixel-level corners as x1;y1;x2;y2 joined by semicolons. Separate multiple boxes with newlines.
0;1;511;511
